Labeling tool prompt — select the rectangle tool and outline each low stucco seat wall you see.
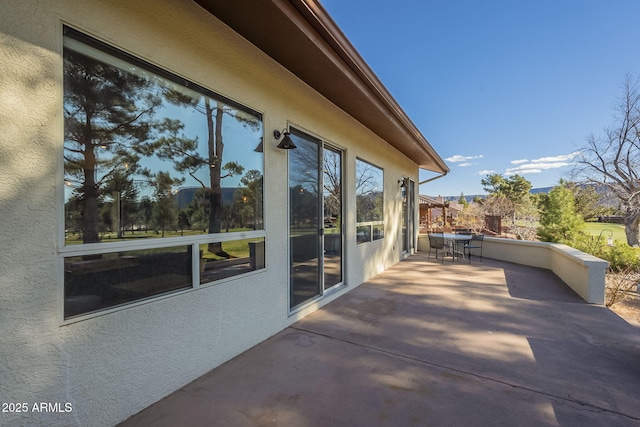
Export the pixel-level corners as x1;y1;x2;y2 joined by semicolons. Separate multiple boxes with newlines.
417;235;608;304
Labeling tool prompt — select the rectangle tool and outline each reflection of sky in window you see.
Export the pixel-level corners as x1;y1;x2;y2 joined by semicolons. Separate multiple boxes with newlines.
65;100;263;201
355;159;383;196
288;132;321;193
63;35;263;201
129;74;264;199
142;100;263;190
355;158;383;222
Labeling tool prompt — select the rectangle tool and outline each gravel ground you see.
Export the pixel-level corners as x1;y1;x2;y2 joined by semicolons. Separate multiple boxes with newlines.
610;293;640;325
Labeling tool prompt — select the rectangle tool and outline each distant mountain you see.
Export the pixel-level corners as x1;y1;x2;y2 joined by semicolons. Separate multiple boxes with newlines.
432;187;554;203
173;187;240;208
529;187;553;194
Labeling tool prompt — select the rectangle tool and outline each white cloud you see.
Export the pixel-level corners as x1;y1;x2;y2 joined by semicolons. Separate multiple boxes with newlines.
477;169;495;175
506;162;570;173
458;162;478;167
445;154;484;163
504;151;580;176
505;168;543;176
531;152;580;163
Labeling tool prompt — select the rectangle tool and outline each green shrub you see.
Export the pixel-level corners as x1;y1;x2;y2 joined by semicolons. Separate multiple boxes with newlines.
603;242;640;271
568;232;593;254
565;233;640;272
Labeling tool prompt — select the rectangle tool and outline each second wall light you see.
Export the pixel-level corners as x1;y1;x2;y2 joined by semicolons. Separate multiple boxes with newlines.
274;129;297;149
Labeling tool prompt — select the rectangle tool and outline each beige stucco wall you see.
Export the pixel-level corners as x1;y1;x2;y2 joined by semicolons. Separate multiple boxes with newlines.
417;235;607;304
0;1;419;426
480;238;607;304
548;243;607;305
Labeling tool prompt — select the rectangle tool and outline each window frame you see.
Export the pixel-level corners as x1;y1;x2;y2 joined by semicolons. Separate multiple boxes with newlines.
355;157;384;244
58;26;267;323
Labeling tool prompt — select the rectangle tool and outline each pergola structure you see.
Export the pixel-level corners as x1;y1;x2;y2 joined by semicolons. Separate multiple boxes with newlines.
419;195;460;232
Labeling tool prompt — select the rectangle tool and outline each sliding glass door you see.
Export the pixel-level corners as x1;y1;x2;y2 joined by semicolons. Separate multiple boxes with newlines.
401;178;416;254
323;146;342;290
288;129;343;309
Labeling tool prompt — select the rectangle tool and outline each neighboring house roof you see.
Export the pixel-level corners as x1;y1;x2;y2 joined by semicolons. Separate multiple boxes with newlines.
194;0;449;174
447;201;463;214
419;195;448;207
419;195;462;214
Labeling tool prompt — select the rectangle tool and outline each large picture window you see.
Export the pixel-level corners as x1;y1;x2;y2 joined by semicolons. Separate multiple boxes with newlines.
355;158;384;244
61;27;265;319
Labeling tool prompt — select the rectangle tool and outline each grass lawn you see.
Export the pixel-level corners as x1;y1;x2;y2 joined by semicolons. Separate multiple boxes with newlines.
582;222;640;266
582;222;626;243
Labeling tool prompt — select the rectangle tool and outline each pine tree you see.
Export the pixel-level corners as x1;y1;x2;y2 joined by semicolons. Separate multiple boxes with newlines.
537;185;584;243
458;193;469;208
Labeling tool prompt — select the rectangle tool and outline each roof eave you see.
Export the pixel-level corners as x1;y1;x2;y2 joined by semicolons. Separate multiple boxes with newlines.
193;0;449;174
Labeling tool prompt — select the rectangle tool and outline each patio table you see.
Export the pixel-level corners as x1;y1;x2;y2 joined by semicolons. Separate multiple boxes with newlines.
441;233;472;261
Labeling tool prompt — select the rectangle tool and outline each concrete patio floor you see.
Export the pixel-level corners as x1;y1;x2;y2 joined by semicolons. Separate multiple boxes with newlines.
119;254;640;426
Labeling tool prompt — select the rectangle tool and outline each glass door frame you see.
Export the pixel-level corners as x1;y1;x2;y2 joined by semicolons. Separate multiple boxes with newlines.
287;127;344;312
401;177;416;255
322;144;344;294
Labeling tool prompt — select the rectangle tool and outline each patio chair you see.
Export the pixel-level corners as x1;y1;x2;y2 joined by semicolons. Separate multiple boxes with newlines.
464;234;484;262
427;233;454;263
453;229;472;257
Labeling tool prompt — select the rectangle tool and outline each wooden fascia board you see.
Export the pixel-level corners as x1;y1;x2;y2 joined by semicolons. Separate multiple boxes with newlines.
193;0;448;173
287;1;448;173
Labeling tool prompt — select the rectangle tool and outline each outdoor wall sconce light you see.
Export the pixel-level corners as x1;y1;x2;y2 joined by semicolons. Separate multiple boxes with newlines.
274;129;297;149
398;178;407;198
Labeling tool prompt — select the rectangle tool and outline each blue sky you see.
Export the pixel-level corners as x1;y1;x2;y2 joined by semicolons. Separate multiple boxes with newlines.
321;0;640;197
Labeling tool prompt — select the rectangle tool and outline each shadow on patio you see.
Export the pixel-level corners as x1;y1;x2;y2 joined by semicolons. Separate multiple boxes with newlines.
119;254;640;426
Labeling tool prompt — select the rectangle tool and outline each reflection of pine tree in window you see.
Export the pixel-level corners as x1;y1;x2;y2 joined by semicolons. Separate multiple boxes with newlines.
64;48;161;243
63;30;264;249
